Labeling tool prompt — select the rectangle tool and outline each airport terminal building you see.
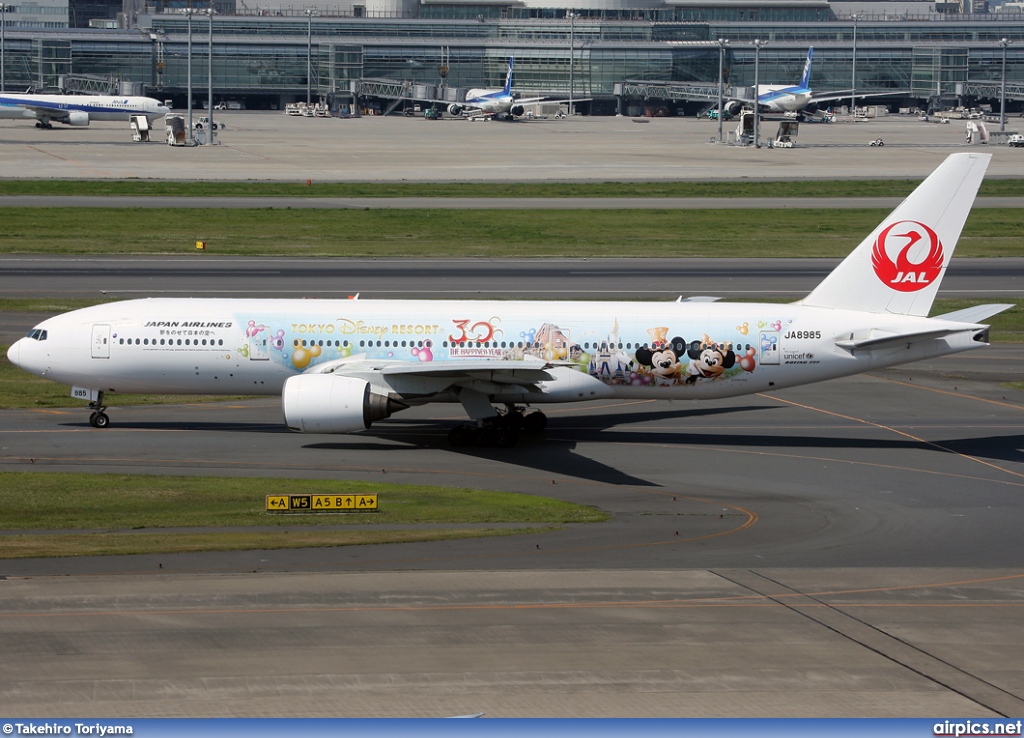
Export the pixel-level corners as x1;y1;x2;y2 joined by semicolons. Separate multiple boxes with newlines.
0;0;1021;115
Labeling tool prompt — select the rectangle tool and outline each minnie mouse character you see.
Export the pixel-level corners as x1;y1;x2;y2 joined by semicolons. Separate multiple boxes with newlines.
684;338;736;384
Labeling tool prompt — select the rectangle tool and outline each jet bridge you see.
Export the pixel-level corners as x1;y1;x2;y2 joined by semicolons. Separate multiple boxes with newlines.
354;78;464;115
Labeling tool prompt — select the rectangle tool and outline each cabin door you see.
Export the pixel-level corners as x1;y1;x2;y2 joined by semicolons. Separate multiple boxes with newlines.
91;324;111;359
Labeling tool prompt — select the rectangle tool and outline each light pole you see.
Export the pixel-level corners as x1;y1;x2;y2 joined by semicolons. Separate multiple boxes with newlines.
305;6;317;107
716;38;729;143
752;39;766;147
186;7;195;142
850;14;859;117
206;5;214;142
568;11;575;116
999;38;1011;132
1;3;9;94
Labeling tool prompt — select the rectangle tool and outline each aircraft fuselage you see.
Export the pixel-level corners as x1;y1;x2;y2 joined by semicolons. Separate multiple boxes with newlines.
8;297;984;403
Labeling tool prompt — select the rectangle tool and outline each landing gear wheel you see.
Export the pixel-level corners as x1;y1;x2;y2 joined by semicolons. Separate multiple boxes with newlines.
89;412;110;428
449;426;471;447
522;411;547;433
491;428;518;448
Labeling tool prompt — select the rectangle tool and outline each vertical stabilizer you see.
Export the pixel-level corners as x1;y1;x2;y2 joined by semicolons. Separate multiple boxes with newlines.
799;153;990;316
800;47;814;89
503;57;514;96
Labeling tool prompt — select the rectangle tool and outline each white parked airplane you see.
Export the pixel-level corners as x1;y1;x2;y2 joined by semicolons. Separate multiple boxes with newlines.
722;47;894;120
6;153;1007;446
0;93;169;129
444;58;565;120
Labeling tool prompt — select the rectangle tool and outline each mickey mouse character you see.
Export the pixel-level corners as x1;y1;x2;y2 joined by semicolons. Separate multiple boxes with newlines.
684;338;736;384
634;336;687;386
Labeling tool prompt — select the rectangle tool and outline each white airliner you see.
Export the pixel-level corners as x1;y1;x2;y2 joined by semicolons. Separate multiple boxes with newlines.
0;93;169;129
7;153;1008;447
722;47;890;119
444;58;562;120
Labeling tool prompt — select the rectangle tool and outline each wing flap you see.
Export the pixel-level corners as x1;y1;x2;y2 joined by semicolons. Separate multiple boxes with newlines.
381;360;556;382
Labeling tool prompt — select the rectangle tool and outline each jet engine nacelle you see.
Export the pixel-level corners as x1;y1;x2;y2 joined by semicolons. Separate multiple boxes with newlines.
282;374;401;433
725;101;744;116
509;104;525;117
447;104;463;116
66;111;90;127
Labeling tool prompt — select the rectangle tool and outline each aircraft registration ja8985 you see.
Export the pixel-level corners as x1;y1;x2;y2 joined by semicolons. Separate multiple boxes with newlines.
7;153;1008;447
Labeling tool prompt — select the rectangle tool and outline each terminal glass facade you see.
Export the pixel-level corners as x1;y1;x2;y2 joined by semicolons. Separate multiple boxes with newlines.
0;9;1021;109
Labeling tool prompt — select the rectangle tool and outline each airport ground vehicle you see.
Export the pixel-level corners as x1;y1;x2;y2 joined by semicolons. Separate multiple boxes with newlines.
1008;133;1024;148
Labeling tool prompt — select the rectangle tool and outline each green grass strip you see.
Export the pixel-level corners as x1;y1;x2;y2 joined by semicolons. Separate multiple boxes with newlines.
0;472;608;558
0;208;1021;257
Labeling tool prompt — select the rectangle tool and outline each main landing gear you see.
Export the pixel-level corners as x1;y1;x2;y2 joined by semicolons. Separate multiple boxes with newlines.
448;406;547;448
88;391;110;428
35;121;54;129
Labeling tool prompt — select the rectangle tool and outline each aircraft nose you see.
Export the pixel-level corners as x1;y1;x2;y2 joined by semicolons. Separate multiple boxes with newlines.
7;340;21;368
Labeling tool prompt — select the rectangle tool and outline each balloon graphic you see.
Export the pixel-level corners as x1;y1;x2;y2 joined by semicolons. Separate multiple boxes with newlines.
411;339;434;362
739;347;757;373
291;339;321;370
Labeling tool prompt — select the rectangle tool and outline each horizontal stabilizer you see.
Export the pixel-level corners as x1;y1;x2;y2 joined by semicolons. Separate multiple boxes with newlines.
836;328;961;352
933;304;1013;324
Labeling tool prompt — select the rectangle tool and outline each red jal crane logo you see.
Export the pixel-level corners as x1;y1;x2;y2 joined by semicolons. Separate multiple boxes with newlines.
871;220;944;292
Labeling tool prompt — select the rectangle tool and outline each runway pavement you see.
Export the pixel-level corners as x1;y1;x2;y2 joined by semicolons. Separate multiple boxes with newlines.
0;195;1022;209
1;256;1022;309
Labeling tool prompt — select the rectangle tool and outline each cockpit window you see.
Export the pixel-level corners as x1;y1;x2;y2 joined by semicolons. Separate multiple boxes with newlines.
26;329;48;341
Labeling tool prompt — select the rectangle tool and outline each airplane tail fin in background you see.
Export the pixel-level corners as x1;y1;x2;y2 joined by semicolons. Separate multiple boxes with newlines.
798;152;991;317
799;47;813;89
503;57;514;96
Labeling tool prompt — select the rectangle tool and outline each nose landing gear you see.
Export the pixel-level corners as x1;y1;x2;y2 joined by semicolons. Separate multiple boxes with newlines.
88;391;110;428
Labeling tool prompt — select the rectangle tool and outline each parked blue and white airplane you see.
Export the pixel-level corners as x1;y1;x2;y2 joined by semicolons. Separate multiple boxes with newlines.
723;47;883;119
444;58;564;120
0;93;169;129
7;154;1007;447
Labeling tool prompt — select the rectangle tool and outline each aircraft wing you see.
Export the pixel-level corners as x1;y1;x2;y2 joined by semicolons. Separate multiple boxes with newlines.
308;355;564;385
810;90;905;105
380;360;559;384
20;104;72;122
